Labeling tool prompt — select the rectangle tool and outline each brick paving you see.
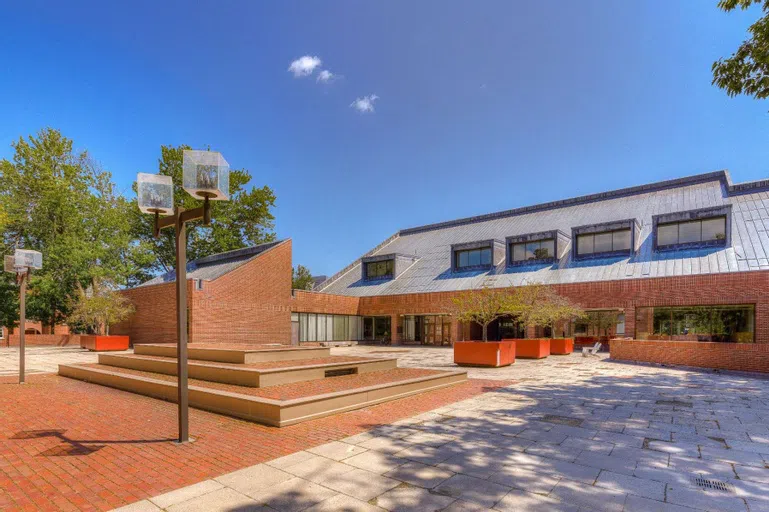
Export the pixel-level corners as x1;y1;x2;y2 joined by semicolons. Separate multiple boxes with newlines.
0;367;504;512
116;347;769;512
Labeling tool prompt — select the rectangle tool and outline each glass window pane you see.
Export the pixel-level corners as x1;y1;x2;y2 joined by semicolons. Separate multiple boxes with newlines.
458;251;469;268
333;315;346;340
702;217;726;241
577;234;594;255
678;220;701;243
387;259;394;275
525;242;538;260
538;239;555;259
480;248;492;265
657;224;678;246
326;315;334;340
307;313;317;342
594;232;613;253
299;313;307;342
612;229;631;251
366;263;375;278
469;249;481;266
513;243;525;262
317;315;326;342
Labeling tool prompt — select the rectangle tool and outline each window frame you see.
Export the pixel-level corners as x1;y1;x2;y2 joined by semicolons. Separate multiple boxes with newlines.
653;210;730;251
450;240;500;272
571;219;639;260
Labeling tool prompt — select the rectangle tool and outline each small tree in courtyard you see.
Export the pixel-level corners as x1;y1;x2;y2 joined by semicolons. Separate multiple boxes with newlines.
507;283;584;337
68;278;135;335
585;310;622;338
451;286;515;342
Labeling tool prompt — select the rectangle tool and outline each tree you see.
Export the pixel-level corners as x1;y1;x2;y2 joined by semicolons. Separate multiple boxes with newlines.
292;265;315;290
0;128;135;330
67;278;135;335
0;274;19;334
712;1;769;101
131;145;277;280
585;310;622;337
451;286;515;341
521;285;585;337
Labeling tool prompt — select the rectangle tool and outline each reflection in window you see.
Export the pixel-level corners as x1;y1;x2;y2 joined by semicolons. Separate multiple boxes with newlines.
455;247;492;270
365;259;394;279
656;217;726;248
635;305;754;343
576;229;631;256
510;239;555;263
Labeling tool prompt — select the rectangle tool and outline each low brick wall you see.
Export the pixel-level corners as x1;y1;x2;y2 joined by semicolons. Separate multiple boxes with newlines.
5;334;82;347
610;339;769;373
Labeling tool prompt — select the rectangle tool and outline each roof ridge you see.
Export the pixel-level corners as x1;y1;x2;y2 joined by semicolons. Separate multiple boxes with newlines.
193;240;283;266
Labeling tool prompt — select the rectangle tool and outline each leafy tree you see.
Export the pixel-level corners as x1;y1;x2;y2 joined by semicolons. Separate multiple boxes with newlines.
0;274;19;334
451;286;516;341
292;265;315;290
584;310;622;337
712;0;769;101
520;284;585;337
67;278;135;335
0;128;134;330
131;145;277;280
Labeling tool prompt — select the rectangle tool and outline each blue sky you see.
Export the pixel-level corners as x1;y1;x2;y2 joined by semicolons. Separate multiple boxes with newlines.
1;1;767;277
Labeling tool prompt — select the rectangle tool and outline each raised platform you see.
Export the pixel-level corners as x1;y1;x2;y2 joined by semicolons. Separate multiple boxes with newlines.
58;364;467;427
134;343;331;363
98;353;397;387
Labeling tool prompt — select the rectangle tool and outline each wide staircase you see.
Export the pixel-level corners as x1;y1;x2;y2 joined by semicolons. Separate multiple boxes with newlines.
59;343;466;427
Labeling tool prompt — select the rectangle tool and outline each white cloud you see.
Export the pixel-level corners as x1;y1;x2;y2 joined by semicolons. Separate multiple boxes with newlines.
350;94;379;113
316;69;337;83
288;55;322;77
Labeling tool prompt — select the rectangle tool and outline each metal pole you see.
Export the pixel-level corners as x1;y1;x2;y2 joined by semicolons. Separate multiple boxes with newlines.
19;271;27;384
175;207;189;443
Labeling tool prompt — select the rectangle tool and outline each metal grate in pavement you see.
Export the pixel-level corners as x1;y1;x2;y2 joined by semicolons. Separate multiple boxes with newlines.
691;477;735;493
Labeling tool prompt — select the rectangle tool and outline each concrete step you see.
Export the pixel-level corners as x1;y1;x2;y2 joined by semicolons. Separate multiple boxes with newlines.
58;363;467;427
133;343;331;364
97;353;398;387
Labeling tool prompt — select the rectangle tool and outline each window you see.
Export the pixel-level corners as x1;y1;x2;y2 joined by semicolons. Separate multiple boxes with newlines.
193;279;203;291
455;247;492;270
656;216;727;248
365;259;394;279
510;239;555;263
298;313;362;342
576;229;632;256
635;305;754;343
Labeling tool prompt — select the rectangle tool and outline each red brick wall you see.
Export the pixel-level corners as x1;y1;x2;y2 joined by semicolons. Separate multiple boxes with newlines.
611;339;769;373
292;290;360;315
190;240;293;345
111;282;180;346
5;334;81;347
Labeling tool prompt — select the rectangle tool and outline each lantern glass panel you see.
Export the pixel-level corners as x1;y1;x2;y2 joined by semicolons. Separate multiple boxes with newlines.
182;150;230;200
15;249;42;270
4;255;16;273
137;173;174;215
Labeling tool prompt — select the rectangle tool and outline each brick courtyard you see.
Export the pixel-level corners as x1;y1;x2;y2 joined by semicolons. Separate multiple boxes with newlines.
2;346;769;512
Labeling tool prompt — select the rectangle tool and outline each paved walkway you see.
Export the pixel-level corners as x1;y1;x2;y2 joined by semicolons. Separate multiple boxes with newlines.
0;345;132;376
116;348;769;512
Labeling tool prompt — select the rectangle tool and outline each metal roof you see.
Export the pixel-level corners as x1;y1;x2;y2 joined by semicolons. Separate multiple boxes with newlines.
136;240;284;287
317;171;769;297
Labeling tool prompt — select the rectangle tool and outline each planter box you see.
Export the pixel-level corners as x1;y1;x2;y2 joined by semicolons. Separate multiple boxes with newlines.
454;340;515;367
511;338;550;359
80;335;130;352
549;338;574;355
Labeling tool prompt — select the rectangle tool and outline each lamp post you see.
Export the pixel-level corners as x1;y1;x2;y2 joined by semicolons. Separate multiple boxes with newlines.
137;150;230;443
4;249;43;384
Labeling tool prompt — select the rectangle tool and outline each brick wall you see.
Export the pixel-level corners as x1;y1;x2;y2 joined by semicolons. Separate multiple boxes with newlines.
5;334;81;347
292;290;360;315
610;339;769;373
111;282;180;346
190;240;293;345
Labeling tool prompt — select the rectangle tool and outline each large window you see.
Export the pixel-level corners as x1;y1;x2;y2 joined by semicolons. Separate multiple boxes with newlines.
362;316;391;342
576;229;631;256
656;217;726;248
510;239;555;263
365;259;394;280
298;313;362;342
403;315;452;345
455;247;492;270
635;305;754;343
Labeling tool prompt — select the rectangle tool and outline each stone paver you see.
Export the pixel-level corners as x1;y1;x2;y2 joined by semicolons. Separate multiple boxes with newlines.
88;346;769;512
0;345;131;375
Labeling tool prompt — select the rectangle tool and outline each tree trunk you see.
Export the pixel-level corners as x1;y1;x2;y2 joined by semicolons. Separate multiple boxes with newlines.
482;323;488;342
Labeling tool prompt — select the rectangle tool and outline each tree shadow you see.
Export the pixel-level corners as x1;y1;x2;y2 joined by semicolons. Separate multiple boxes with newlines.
11;429;176;457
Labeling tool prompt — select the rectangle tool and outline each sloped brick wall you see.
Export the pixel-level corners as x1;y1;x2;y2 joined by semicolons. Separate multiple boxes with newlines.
111;282;179;346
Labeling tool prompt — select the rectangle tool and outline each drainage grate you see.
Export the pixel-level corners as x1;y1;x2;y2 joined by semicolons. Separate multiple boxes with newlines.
325;368;357;378
655;400;693;408
691;477;735;493
541;415;583;427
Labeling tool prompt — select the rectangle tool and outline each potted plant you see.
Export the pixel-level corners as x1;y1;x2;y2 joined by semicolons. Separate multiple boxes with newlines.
507;283;552;359
451;286;516;367
69;278;135;351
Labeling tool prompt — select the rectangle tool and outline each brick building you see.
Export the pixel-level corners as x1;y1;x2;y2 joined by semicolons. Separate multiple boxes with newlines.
117;170;769;371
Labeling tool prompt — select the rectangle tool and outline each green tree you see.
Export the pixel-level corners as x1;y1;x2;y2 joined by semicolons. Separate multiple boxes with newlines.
292;265;315;290
131;145;277;280
67;278;135;335
0;274;19;334
0;128;133;330
712;0;769;101
451;286;516;341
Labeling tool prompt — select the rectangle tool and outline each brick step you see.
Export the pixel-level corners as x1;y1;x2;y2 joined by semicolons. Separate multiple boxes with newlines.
58;364;467;427
133;343;331;364
97;353;397;387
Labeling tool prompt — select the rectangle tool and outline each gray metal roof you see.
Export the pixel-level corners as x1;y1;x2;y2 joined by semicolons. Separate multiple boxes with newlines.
317;171;769;297
136;240;284;287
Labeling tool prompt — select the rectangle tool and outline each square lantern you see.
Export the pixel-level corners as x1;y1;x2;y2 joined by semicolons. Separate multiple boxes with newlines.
137;173;174;215
182;150;230;201
14;249;42;270
4;255;16;273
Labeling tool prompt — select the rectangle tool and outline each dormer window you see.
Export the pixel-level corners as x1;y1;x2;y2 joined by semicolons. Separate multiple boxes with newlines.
506;230;569;266
572;219;639;260
365;259;394;280
360;253;419;282
451;240;504;272
653;205;731;251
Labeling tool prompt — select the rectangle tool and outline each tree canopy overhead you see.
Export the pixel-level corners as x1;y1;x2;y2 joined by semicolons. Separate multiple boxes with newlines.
131;145;277;280
712;0;769;101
